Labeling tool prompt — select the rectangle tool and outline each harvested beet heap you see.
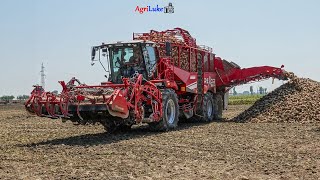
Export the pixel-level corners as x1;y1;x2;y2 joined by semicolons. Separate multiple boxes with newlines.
233;73;320;123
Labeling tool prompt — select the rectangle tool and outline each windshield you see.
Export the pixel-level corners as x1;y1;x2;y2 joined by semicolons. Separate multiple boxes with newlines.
109;46;145;83
111;47;133;72
91;43;157;83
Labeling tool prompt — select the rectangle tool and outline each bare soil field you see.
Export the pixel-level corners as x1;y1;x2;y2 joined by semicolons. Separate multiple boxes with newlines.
0;104;319;179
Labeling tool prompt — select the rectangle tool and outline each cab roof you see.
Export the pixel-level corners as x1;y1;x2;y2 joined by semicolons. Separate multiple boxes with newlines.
101;40;155;46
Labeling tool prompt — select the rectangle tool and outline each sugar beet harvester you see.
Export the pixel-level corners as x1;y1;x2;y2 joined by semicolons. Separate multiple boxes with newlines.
25;28;288;132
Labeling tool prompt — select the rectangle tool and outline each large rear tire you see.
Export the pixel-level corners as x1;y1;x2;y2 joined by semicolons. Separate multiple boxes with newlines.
198;92;215;122
149;89;179;131
213;93;223;120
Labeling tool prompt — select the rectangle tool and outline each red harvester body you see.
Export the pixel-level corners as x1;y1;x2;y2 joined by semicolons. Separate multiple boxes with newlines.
25;28;287;131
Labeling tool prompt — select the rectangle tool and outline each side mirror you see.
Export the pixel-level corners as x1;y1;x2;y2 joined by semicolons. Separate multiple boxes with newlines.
91;47;96;60
165;42;171;56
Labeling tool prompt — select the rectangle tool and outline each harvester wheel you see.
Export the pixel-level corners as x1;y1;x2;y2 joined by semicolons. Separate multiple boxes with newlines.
213;94;223;120
198;92;215;122
103;122;117;134
149;89;179;131
117;124;132;132
101;119;132;134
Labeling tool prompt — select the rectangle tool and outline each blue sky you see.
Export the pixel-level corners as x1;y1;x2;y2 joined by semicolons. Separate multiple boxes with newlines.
0;0;319;96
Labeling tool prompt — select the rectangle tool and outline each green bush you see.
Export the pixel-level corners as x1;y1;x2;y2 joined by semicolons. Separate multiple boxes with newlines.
228;95;263;105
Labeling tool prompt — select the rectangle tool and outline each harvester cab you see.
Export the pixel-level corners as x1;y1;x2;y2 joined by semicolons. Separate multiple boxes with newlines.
91;41;157;84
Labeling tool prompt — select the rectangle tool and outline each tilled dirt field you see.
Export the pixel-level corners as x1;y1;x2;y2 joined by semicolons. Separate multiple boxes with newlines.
0;105;320;179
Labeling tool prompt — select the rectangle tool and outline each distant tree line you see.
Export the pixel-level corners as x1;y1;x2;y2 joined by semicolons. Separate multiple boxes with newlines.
231;86;268;96
0;95;15;102
0;95;30;102
16;95;30;100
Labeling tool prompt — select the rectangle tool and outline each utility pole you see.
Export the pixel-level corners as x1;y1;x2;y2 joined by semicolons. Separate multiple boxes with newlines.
40;63;46;89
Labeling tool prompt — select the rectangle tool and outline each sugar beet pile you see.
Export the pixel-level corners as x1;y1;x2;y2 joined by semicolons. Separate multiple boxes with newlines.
233;73;320;123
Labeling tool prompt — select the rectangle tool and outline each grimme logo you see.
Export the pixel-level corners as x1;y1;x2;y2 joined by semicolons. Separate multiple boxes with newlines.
135;2;174;14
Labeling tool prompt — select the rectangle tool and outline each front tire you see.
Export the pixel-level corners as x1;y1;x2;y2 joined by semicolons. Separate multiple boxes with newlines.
149;89;179;131
101;118;132;134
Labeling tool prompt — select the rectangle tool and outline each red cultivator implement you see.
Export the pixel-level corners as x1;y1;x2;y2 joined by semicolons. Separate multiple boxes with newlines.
25;28;288;132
